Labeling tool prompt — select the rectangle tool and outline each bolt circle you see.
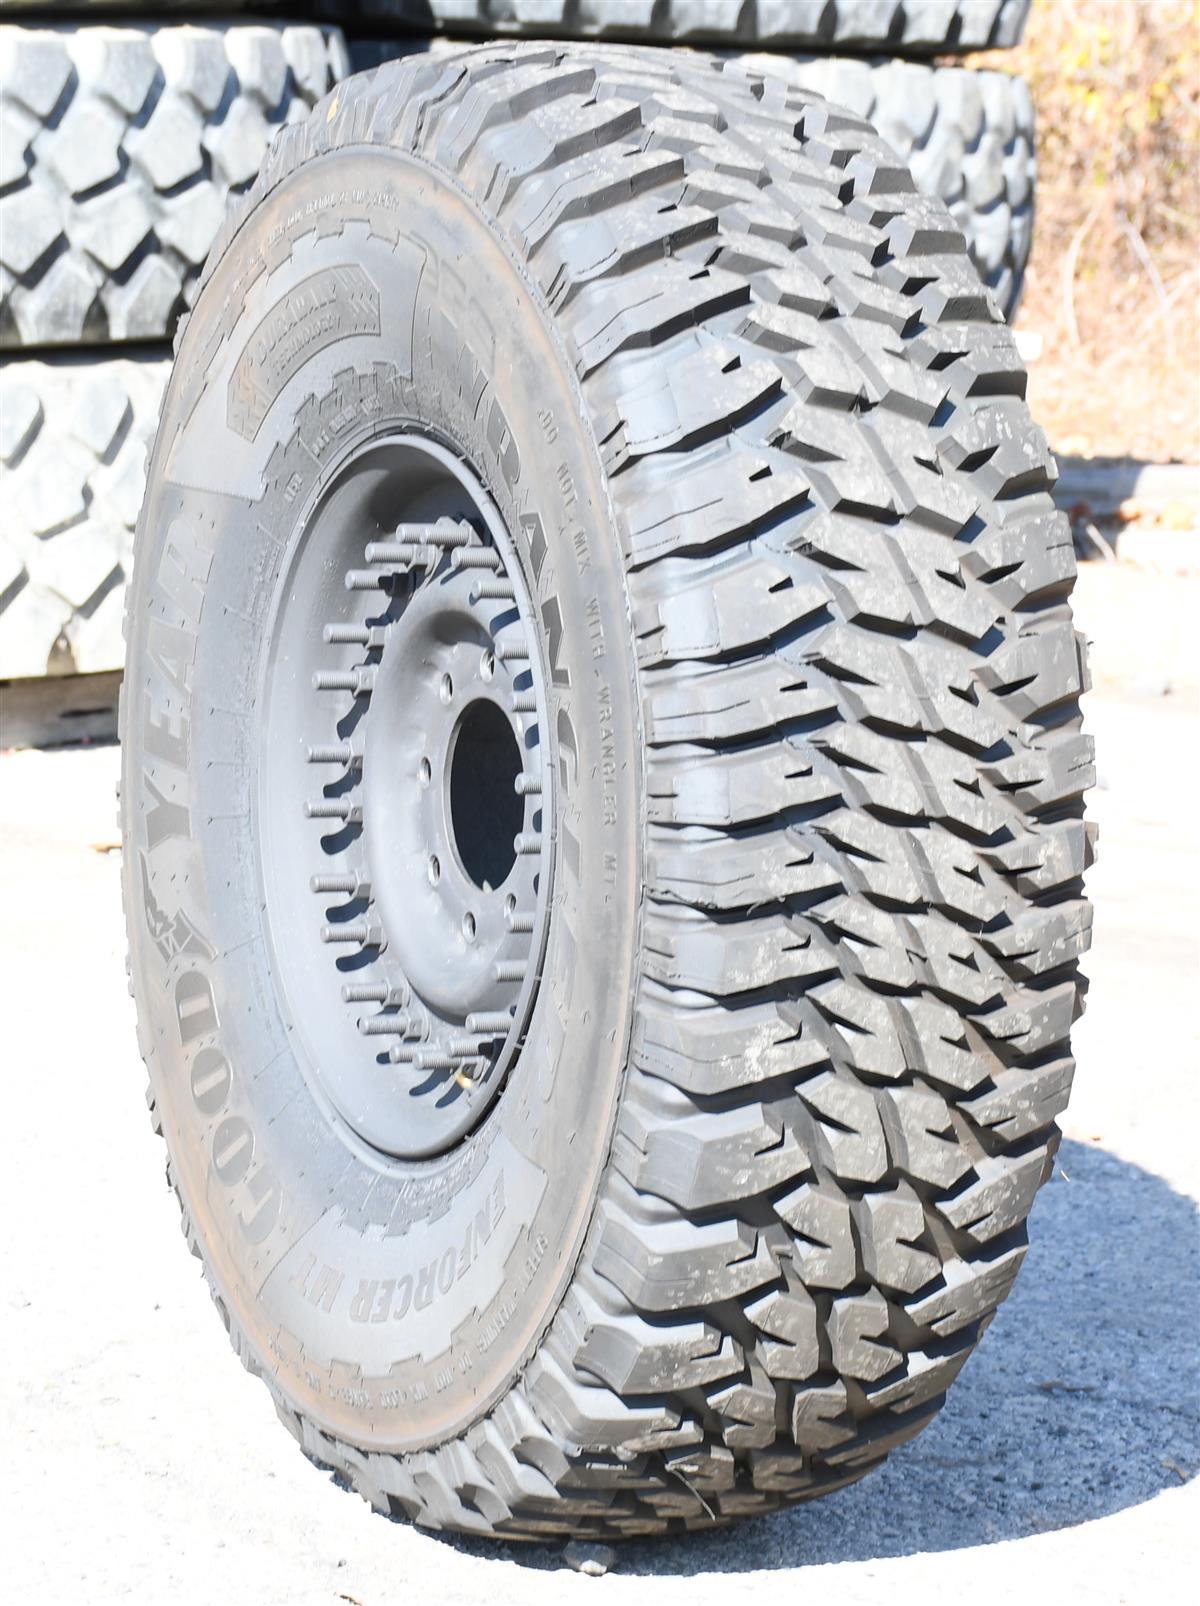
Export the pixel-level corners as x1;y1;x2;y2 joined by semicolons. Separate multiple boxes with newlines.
261;433;552;1160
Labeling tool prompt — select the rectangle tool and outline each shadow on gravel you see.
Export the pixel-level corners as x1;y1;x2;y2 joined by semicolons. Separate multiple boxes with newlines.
445;1138;1200;1574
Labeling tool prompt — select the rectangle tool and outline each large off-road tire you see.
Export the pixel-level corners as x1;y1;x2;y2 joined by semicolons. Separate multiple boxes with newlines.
0;22;348;348
1;351;167;678
122;44;1091;1541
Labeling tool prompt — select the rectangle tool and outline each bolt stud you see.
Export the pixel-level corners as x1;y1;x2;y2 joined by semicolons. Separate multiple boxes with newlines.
305;800;363;823
466;1012;514;1034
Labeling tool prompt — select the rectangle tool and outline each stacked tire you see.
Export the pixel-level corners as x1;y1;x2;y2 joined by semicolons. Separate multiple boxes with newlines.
0;14;349;679
1;1;1035;684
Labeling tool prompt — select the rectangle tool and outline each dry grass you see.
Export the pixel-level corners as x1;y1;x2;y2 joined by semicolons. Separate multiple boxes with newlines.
972;0;1200;461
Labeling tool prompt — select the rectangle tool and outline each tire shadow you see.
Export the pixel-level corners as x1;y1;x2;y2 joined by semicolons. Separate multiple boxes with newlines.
447;1138;1200;1574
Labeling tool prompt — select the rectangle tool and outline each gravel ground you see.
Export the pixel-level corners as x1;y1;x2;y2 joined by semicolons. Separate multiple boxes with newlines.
2;568;1196;1605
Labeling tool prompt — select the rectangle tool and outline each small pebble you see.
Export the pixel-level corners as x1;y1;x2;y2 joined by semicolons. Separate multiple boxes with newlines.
563;1540;617;1577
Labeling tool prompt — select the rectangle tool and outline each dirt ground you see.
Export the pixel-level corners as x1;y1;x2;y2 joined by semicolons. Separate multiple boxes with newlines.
1;555;1196;1605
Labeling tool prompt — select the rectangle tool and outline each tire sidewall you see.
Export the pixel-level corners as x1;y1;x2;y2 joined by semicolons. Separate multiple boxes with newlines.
122;148;642;1452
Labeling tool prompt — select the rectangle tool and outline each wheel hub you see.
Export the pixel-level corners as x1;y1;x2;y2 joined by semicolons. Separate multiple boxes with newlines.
261;437;550;1159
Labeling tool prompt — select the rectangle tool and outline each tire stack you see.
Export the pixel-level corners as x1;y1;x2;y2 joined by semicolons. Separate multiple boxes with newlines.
0;1;1034;684
346;6;1035;316
0;5;350;681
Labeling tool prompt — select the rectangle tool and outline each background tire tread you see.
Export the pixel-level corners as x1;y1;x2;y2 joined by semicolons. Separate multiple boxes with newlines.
0;351;167;676
337;0;1029;55
0;21;349;349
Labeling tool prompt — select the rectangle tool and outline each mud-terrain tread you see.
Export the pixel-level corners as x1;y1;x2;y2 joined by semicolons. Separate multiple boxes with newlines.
0;351;167;677
0;2;1029;54
349;39;1034;319
725;55;1033;318
338;1;1029;55
136;43;1089;1540
0;22;348;349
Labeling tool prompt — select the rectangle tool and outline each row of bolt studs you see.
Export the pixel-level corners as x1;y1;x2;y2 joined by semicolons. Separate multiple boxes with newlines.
306;516;540;1087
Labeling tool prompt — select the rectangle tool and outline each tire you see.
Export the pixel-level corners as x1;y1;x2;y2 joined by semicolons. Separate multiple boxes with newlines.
728;56;1034;320
351;39;1036;322
0;351;167;678
328;0;1030;54
0;22;349;349
0;0;1032;53
0;2;243;9
122;43;1090;1541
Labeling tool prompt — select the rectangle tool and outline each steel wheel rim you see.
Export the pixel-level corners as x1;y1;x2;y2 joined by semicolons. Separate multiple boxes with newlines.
259;433;551;1160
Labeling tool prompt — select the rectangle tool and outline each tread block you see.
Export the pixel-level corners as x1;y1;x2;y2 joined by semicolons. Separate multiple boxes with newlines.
789;1378;856;1452
904;1242;1027;1336
647;738;842;827
643;654;836;744
621;446;811;568
747;1285;821;1382
880;1084;975;1189
960;1057;1074;1142
829;1288;900;1382
647;823;843;912
797;1068;889;1184
774;1178;856;1289
620;1093;812;1211
565;1283;742;1394
644;907;841;995
632;542;828;661
594;1196;779;1312
852;1182;941;1294
862;1342;971;1413
940;1142;1054;1244
632;994;831;1095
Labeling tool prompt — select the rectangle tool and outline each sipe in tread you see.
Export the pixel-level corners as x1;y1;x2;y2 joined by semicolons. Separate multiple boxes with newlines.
127;42;1090;1541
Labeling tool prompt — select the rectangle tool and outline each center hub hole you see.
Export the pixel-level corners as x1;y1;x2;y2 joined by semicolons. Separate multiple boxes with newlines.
448;699;524;891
